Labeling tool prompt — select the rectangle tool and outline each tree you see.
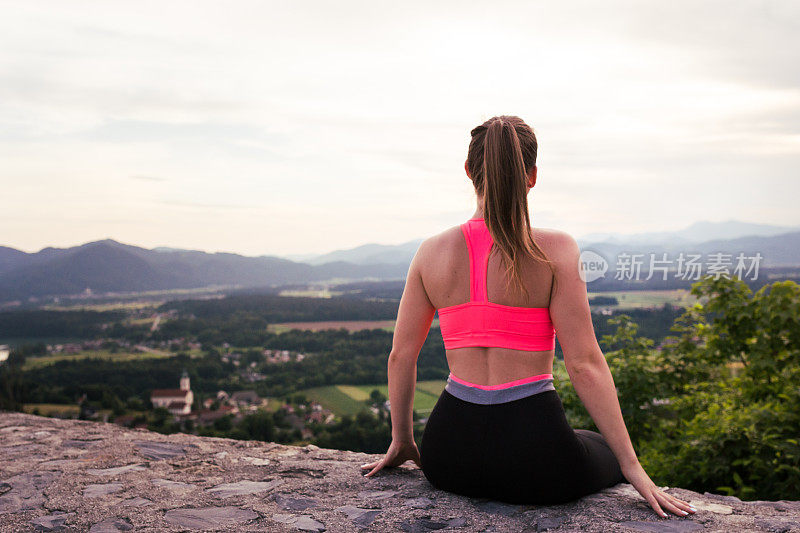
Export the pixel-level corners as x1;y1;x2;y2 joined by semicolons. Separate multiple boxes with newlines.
368;389;386;407
643;277;800;500
236;411;276;442
0;348;26;411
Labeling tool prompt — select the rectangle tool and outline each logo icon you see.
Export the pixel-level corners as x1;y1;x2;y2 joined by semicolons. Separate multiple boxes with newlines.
579;250;608;283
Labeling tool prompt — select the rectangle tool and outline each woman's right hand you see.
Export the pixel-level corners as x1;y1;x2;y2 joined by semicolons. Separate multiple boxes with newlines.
622;461;697;518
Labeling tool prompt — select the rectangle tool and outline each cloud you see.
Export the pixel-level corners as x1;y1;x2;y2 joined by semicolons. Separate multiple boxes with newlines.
155;199;260;210
0;1;798;255
130;175;167;182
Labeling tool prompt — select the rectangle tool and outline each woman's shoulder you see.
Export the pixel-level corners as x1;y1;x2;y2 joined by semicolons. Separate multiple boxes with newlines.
532;226;578;246
409;225;467;272
416;225;465;256
531;227;581;263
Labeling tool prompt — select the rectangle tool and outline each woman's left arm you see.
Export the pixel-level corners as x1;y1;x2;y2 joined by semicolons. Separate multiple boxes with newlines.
361;244;436;476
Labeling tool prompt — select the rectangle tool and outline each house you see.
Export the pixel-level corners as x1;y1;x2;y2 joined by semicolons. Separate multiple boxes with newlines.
230;390;261;406
150;369;194;415
195;404;238;425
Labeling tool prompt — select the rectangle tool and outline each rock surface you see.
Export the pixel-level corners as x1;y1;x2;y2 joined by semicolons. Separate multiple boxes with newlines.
0;411;798;532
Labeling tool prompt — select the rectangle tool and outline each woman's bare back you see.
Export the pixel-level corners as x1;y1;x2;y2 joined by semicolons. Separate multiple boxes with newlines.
415;223;570;386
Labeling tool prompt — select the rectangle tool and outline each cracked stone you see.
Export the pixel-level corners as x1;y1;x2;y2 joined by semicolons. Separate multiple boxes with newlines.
2;444;43;456
87;464;146;476
268;447;300;457
206;479;283;498
403;496;435;509
755;518;798;533
0;412;797;533
473;500;521;516
0;471;58;513
0;425;29;433
120;497;152;507
618;520;704;532
241;456;271;466
151;478;195;492
279;466;326;478
88;517;134;532
274;493;319;511
83;483;124;498
133;440;188;460
164;506;259;530
61;439;97;449
710;494;742;503
358;489;398;500
399;518;450;532
37;459;84;470
336;505;382;527
30;511;75;532
536;516;568;531
687;499;733;515
272;513;326;532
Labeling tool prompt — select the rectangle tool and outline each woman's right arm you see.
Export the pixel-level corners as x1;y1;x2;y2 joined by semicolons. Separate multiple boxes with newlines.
545;230;695;518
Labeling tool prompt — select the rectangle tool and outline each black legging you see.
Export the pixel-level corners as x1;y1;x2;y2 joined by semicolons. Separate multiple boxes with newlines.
420;388;625;504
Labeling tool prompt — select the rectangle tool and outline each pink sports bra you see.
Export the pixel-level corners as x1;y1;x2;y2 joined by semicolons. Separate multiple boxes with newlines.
437;218;556;352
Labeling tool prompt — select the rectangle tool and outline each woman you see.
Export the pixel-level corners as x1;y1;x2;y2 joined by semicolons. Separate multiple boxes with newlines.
360;115;696;518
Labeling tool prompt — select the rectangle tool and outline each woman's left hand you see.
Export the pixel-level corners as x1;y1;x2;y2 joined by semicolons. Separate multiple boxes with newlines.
360;439;421;477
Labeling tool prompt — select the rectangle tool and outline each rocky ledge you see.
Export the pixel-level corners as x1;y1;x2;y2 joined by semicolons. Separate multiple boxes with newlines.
0;412;798;532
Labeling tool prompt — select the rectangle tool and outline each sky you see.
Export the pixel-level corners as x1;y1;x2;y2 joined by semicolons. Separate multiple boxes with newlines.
1;0;798;257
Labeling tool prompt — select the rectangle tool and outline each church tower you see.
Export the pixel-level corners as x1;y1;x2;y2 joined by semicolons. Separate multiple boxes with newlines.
180;369;190;391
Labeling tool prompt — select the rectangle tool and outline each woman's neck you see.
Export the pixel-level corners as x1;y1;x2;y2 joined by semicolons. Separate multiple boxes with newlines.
471;199;484;220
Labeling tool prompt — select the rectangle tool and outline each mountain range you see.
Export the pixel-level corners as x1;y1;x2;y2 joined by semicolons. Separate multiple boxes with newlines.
285;220;800;267
0;240;407;303
576;220;799;246
1;220;798;303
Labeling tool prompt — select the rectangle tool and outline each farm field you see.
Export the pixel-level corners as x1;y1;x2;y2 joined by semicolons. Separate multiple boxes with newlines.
300;380;447;416
300;385;366;416
42;301;157;312
268;320;396;333
349;382;443;415
22;348;173;370
588;289;696;309
278;288;345;298
268;318;440;334
414;380;448;397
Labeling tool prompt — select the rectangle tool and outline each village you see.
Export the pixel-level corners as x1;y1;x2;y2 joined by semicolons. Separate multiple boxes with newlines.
12;337;340;441
83;369;339;440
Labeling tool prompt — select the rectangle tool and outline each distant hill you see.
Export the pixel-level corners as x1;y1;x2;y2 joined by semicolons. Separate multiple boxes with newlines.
2;222;799;303
301;240;424;266
0;240;408;303
578;231;800;269
578;220;799;246
290;220;799;266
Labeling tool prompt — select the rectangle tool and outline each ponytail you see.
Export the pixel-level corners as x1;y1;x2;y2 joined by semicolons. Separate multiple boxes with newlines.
469;116;553;299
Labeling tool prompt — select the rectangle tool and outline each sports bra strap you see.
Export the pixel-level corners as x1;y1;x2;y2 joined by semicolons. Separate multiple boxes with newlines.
461;219;494;303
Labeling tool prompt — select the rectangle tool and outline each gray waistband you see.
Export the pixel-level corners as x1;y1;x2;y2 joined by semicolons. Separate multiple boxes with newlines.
444;376;555;405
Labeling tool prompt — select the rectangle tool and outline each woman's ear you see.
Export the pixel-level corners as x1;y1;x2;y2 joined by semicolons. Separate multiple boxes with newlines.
528;166;538;188
464;160;471;179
